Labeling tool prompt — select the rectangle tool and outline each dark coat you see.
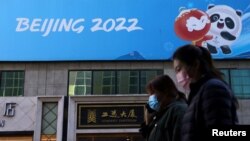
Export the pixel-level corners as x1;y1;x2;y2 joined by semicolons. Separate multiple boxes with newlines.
181;75;238;141
146;99;187;141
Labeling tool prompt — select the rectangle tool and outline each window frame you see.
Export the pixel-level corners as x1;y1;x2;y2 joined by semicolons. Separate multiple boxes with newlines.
0;70;25;97
220;68;250;99
67;69;163;96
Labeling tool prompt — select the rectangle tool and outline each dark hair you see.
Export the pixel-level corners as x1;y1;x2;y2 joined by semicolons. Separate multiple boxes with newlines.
146;81;154;95
150;75;178;98
150;75;187;105
172;44;223;80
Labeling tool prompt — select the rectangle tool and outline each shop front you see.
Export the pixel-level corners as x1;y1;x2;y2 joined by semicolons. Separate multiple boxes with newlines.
67;96;148;141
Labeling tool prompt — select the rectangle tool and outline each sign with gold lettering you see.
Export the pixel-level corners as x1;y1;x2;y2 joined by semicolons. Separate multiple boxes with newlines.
77;104;145;128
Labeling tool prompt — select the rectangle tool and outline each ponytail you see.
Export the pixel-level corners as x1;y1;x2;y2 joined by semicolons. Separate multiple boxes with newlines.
199;47;224;80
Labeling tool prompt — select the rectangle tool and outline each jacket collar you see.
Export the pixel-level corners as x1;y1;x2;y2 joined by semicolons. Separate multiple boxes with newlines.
153;99;177;120
188;74;214;104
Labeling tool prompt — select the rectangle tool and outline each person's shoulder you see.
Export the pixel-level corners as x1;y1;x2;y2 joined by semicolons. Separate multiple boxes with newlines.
201;78;233;99
169;100;188;112
203;78;229;90
168;101;187;120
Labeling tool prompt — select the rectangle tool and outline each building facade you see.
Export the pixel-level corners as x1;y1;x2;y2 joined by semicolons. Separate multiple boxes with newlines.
1;0;250;140
0;61;250;141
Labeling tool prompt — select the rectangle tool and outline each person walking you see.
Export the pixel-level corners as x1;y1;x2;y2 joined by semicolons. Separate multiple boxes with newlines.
140;75;187;141
172;44;238;141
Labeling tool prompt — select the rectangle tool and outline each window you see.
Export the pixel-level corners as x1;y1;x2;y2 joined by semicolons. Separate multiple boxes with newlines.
41;102;58;141
140;70;163;94
68;70;163;95
117;71;139;94
94;71;116;95
0;71;24;97
68;71;92;96
221;69;250;99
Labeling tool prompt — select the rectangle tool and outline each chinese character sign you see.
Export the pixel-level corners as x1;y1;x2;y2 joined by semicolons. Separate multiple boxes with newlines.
77;104;145;128
4;103;16;117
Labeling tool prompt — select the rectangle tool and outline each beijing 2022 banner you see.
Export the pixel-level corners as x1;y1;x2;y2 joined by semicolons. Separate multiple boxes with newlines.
0;0;250;61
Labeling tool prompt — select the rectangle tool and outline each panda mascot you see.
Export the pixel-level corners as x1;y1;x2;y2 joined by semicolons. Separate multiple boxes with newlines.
205;5;242;54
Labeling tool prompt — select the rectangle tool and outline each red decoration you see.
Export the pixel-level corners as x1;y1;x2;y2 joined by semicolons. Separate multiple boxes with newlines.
174;9;211;44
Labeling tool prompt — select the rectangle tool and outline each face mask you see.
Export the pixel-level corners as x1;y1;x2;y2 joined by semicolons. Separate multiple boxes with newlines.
176;70;191;90
148;95;160;111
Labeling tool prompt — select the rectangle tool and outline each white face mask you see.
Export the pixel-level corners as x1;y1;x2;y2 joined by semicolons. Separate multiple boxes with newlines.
176;70;191;90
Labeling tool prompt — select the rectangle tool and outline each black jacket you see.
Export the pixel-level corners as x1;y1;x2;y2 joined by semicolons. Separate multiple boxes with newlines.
181;75;238;141
140;99;187;141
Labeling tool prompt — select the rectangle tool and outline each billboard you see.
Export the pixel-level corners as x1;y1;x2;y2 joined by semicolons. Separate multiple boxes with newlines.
0;0;250;61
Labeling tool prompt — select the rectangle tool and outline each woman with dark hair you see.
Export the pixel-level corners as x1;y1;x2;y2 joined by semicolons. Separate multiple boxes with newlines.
140;75;187;141
172;44;238;141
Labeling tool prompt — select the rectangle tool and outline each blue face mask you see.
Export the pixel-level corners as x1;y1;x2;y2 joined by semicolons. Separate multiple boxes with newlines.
148;95;160;111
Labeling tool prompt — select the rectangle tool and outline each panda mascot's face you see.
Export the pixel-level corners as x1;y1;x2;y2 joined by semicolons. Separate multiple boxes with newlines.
206;5;242;47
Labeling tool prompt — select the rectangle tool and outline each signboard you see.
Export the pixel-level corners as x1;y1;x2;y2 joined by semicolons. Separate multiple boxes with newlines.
0;0;250;61
77;104;145;128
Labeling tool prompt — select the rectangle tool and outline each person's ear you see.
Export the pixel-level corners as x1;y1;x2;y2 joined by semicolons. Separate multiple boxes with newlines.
187;60;200;78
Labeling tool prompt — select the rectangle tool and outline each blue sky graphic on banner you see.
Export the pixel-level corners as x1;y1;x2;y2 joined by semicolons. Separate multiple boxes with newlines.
0;0;250;61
